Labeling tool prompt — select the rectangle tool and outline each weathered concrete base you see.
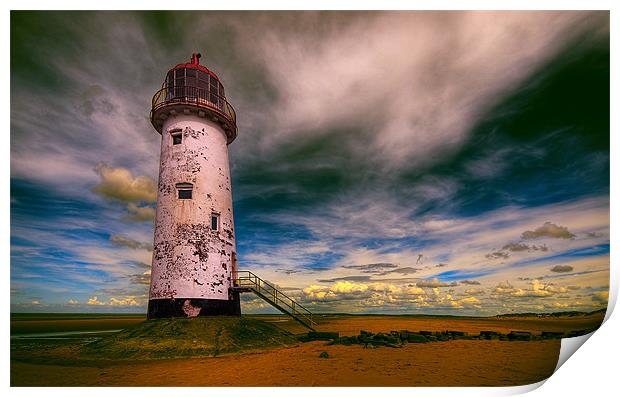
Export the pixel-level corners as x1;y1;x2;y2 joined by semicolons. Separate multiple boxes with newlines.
147;294;241;319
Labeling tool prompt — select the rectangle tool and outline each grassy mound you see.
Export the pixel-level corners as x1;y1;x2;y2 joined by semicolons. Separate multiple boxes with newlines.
80;316;298;360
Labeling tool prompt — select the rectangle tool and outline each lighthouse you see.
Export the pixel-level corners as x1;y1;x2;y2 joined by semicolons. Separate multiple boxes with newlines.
147;53;240;318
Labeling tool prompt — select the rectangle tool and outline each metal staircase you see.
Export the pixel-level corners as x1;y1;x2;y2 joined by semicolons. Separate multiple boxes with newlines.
231;270;316;331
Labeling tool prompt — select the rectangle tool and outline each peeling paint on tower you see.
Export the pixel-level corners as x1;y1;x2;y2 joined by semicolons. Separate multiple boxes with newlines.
147;53;240;318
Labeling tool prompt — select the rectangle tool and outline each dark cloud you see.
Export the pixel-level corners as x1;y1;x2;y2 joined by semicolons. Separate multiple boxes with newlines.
317;275;372;283
110;235;153;251
551;265;574;273
488;242;549;260
342;263;398;273
461;280;481;285
486;251;510;260
435;263;449;268
378;267;420;276
521;222;575;240
78;85;116;116
277;268;301;275
128;273;150;285
304;267;330;272
502;242;530;252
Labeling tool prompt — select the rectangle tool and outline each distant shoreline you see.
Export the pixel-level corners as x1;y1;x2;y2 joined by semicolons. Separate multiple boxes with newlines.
9;308;606;320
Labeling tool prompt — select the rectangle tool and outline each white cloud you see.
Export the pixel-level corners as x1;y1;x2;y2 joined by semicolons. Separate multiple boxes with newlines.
87;296;105;305
232;11;604;168
592;291;609;303
93;163;157;203
87;295;141;306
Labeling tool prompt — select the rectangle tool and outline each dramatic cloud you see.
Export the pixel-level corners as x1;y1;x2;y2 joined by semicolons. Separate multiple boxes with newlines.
551;265;574;273
10;11;609;315
236;11;601;168
92;163;157;203
521;222;575;240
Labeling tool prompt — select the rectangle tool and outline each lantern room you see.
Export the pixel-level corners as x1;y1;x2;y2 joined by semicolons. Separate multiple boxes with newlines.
150;52;237;143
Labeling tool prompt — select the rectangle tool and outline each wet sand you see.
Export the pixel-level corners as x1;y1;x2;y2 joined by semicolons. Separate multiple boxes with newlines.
11;339;559;387
11;312;604;387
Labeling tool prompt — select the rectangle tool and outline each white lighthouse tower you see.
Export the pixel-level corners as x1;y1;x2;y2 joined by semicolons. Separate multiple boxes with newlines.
148;53;240;318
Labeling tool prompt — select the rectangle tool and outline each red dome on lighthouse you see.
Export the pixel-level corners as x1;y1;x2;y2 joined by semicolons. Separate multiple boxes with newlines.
170;52;221;82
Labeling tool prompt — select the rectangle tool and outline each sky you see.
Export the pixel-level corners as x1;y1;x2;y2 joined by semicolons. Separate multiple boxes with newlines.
10;11;610;315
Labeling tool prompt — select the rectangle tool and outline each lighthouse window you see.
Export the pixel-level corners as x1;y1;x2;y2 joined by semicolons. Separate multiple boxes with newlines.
211;213;220;231
176;183;193;199
170;130;183;145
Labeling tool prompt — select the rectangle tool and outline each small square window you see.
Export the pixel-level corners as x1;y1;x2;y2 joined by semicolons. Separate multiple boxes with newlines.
176;183;193;199
211;213;220;231
172;133;182;145
178;189;192;199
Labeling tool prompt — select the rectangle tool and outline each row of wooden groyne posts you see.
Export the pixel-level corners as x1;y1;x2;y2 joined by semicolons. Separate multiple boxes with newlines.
299;328;597;348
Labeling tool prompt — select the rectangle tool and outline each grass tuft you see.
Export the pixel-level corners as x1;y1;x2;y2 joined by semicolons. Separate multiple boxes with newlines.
79;316;298;360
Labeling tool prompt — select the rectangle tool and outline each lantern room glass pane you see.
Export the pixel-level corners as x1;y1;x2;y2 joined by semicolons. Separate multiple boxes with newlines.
186;68;196;77
197;78;208;91
175;69;185;78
